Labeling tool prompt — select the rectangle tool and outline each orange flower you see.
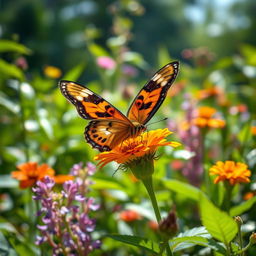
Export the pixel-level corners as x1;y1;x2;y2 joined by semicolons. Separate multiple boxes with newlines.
251;126;256;136
94;128;181;168
243;192;255;201
119;210;142;222
209;161;251;185
12;162;55;189
192;106;225;128
168;80;186;97
54;175;74;184
196;87;222;100
170;160;184;170
44;65;62;79
148;220;159;231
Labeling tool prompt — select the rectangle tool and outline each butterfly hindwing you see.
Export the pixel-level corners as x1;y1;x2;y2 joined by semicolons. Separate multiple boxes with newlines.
127;61;179;124
85;119;132;152
59;80;131;123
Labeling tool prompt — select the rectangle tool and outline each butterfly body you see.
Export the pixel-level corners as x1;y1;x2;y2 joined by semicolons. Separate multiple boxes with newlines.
59;61;179;152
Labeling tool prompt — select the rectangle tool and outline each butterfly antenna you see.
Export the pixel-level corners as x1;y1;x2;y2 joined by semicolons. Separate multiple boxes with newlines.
112;165;121;177
146;117;168;127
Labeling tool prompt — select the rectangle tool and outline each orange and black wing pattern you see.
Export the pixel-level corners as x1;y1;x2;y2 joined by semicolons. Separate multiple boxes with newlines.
59;80;131;123
127;61;179;124
85;119;132;152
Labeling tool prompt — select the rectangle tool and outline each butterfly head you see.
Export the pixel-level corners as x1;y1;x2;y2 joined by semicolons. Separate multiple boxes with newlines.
131;121;147;137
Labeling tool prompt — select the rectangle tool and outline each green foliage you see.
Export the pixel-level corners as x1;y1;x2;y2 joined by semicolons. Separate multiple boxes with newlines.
0;40;32;55
230;196;256;217
107;235;161;255
0;59;24;80
200;196;238;245
171;227;226;254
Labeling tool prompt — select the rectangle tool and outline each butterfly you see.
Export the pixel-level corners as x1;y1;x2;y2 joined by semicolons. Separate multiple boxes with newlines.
59;61;179;152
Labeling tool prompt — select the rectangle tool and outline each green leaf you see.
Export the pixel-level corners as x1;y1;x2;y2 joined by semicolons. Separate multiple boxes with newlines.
162;179;201;201
200;195;238;244
171;237;226;254
177;226;211;238
171;227;226;254
241;44;256;66
230;196;256;216
0;175;18;188
0;92;20;114
91;178;126;191
0;59;24;80
62;62;86;81
0;232;18;256
122;51;147;68
88;43;109;57
0;40;32;54
107;234;160;254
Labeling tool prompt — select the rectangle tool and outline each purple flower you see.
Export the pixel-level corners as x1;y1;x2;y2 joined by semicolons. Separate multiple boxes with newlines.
87;197;100;211
79;213;96;232
35;235;47;245
33;163;100;255
70;162;83;176
87;162;96;176
96;56;116;70
171;94;203;186
122;64;138;77
32;176;55;200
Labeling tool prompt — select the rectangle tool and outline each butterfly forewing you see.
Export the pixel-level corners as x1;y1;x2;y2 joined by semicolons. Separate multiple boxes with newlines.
59;80;132;123
127;61;179;124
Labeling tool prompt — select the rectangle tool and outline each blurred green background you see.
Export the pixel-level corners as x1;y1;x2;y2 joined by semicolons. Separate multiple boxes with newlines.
1;0;256;74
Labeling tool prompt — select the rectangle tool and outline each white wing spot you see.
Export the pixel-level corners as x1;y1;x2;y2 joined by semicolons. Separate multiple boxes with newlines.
161;80;168;87
157;77;164;83
152;73;161;81
82;89;93;95
104;131;111;135
76;95;84;101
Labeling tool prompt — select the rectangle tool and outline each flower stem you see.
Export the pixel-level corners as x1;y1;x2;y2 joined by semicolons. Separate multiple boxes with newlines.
238;227;244;256
222;182;233;213
141;176;173;256
142;177;161;223
18;82;29;161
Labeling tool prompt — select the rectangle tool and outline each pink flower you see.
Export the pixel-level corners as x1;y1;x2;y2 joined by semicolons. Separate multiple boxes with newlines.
96;56;116;70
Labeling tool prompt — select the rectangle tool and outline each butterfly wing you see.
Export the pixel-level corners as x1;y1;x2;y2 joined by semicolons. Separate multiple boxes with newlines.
127;61;179;124
59;80;132;123
85;119;131;152
59;80;135;151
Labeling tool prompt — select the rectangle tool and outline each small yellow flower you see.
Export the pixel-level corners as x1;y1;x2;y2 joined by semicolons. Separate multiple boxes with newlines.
44;66;62;79
94;128;181;168
192;106;226;128
209;161;251;185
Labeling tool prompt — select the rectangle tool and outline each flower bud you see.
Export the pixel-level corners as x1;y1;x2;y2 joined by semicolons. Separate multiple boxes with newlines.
250;232;256;245
159;209;178;239
234;216;243;226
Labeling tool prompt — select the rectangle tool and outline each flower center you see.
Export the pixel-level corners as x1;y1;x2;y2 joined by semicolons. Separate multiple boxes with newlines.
121;141;145;154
